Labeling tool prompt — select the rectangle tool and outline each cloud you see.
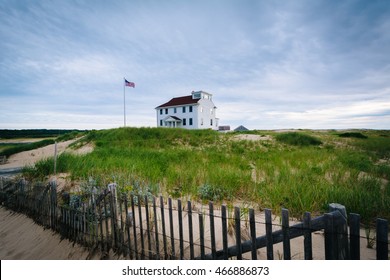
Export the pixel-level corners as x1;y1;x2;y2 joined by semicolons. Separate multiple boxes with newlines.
1;0;390;129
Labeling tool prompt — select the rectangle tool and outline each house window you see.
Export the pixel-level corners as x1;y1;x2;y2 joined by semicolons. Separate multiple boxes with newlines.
201;118;203;125
182;106;186;113
165;108;168;114
160;109;163;115
200;107;203;113
183;118;186;126
210;108;213;115
189;106;193;113
174;108;177;113
210;119;213;126
189;118;193;126
160;120;163;126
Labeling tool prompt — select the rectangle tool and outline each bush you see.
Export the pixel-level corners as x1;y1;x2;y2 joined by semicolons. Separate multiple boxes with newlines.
275;132;322;146
198;183;226;201
338;132;368;139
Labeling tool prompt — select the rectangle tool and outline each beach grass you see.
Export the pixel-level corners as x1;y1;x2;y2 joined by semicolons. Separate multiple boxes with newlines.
22;127;390;224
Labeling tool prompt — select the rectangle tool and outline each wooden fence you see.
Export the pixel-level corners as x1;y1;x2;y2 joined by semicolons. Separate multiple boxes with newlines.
0;178;388;260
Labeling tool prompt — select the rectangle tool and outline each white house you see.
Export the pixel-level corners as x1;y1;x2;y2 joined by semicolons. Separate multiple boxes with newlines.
155;91;219;130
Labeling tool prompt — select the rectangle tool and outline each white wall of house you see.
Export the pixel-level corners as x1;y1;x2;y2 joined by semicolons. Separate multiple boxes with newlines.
156;104;199;129
156;91;218;130
197;98;218;130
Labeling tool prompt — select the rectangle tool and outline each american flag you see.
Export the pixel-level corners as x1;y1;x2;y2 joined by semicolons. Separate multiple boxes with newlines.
124;79;135;88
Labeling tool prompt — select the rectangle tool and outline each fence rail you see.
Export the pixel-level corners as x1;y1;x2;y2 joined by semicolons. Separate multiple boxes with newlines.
0;178;388;260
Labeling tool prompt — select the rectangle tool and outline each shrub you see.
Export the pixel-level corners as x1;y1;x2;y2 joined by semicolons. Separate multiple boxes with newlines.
275;132;322;146
198;183;226;201
338;132;368;139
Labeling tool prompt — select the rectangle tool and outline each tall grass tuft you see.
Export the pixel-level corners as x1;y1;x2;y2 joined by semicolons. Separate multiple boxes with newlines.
275;132;322;146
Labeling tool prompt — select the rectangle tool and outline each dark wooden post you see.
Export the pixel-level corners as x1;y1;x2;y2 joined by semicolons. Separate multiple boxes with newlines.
199;213;205;260
178;199;184;260
124;196;133;259
282;208;291;260
249;208;257;260
376;218;388;260
265;208;274;260
103;191;110;251
329;203;349;260
349;213;360;260
234;207;242;260
144;195;152;259
187;201;194;259
324;212;335;260
137;195;145;259
221;205;228;260
130;194;138;259
160;196;168;259
168;198;175;259
303;212;313;260
153;197;160;260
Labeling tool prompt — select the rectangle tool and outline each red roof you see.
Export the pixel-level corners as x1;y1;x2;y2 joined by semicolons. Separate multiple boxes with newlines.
156;95;200;108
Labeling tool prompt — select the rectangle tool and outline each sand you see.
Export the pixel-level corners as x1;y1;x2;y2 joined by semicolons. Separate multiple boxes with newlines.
0;206;99;260
0;138;93;170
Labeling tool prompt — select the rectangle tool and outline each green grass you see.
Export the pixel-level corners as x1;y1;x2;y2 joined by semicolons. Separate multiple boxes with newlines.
22;127;390;225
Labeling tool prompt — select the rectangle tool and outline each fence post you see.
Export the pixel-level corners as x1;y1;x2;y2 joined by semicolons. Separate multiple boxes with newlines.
234;207;242;260
303;212;313;260
376;218;388;260
349;213;360;260
177;199;184;260
249;208;257;260
187;201;194;260
209;202;216;259
221;205;228;260
282;208;291;260
168;198;175;259
324;212;335;260
329;203;349;260
265;209;274;260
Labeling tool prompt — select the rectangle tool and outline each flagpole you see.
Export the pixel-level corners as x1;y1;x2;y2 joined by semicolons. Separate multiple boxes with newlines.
123;77;126;127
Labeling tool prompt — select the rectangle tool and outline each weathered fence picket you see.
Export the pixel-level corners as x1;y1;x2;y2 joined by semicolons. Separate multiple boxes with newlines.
168;197;175;259
349;213;360;260
303;212;312;260
265;208;274;260
282;208;291;260
0;178;389;261
177;199;184;260
187;201;194;260
376;218;389;260
221;205;228;260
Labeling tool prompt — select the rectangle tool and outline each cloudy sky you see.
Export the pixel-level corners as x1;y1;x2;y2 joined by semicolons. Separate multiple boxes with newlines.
1;0;390;130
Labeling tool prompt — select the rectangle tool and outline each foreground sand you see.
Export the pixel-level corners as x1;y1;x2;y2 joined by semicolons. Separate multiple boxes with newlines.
0;207;100;260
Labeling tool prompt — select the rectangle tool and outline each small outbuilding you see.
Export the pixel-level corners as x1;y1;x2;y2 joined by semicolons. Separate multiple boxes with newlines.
234;125;249;132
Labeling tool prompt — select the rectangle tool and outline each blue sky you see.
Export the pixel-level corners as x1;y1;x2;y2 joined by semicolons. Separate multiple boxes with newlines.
1;0;390;130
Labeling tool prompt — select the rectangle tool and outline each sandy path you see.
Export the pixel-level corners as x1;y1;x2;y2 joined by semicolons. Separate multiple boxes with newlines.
0;207;100;260
0;138;93;170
